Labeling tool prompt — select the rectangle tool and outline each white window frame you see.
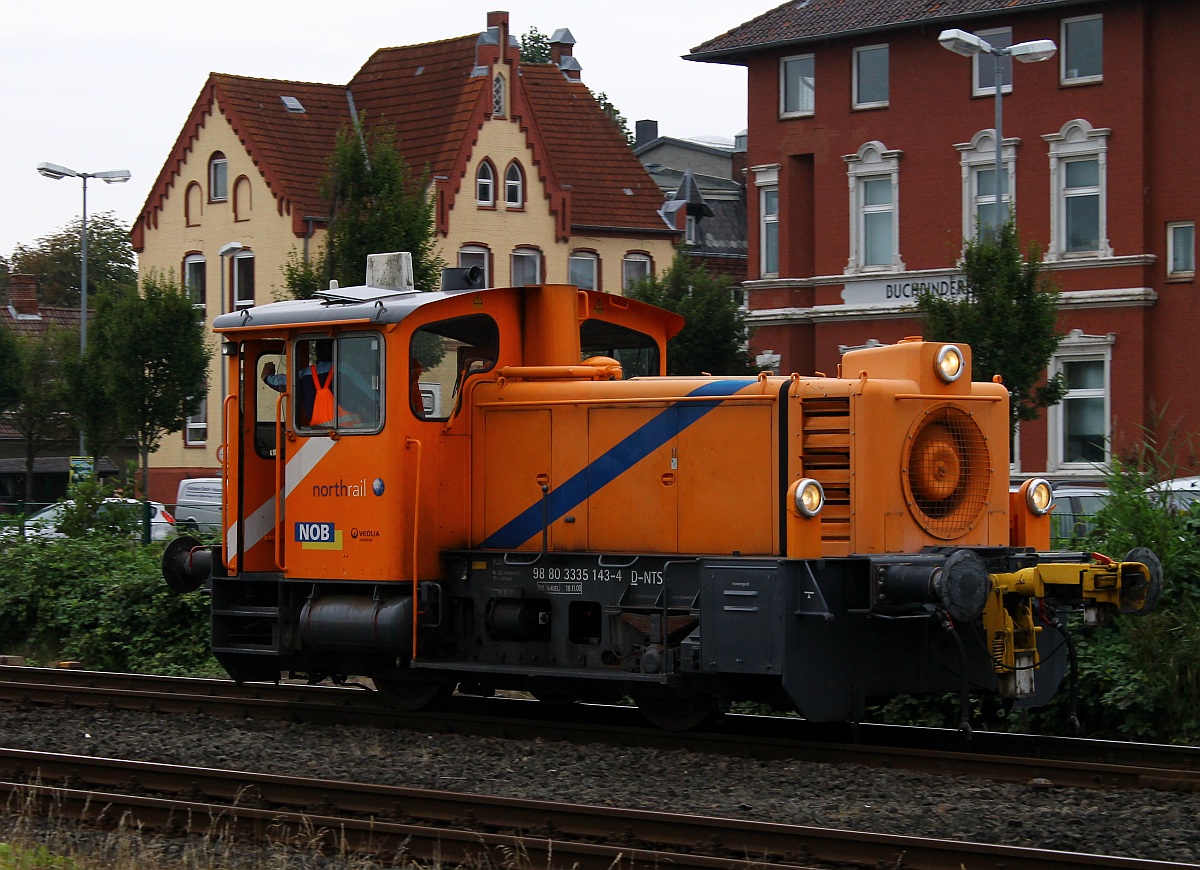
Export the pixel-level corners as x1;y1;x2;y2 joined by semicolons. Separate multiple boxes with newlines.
1044;119;1112;261
568;252;598;291
844;142;903;274
753;164;780;279
511;248;541;287
955;129;1018;241
1061;14;1103;84
476;161;495;206
1168;222;1195;279
972;28;1012;97
232;250;255;309
780;54;815;118
853;44;889;109
185;390;208;446
504;162;524;208
209;154;228;202
1047;330;1115;472
184;254;207;316
621;253;651;290
458;245;490;287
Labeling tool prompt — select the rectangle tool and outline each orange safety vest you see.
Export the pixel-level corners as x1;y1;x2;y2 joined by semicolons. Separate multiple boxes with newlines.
311;364;336;426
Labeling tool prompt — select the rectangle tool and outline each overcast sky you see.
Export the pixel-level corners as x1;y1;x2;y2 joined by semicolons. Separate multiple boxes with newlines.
1;1;754;260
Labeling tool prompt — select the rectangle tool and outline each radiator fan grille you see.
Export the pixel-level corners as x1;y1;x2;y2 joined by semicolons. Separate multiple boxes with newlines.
903;404;991;539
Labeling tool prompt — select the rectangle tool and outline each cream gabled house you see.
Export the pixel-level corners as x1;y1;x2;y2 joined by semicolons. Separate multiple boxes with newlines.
133;11;679;502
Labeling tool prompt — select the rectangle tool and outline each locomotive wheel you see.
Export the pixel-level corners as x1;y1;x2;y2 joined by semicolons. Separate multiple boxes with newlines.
372;675;452;711
637;693;723;731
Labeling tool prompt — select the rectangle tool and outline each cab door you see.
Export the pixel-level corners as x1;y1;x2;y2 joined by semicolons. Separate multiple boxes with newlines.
226;338;288;574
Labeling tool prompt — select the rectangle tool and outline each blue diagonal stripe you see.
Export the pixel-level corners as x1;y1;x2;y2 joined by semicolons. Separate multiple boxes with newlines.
481;379;755;549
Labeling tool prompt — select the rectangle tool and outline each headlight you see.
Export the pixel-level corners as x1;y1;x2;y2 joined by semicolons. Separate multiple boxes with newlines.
935;345;964;383
794;478;825;518
1025;478;1054;516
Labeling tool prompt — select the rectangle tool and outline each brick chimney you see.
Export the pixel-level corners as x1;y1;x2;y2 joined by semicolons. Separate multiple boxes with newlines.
551;28;581;80
7;274;41;318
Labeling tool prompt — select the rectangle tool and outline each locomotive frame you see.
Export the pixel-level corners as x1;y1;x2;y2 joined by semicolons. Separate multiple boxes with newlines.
164;253;1160;729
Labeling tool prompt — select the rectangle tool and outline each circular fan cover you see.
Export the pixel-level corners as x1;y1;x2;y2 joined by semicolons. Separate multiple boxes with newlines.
903;404;991;539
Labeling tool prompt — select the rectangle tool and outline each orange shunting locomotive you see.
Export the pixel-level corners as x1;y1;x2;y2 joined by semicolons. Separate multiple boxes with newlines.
164;252;1159;729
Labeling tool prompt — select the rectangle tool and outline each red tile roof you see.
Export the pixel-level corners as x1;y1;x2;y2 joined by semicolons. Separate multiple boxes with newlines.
133;25;672;250
689;0;1079;61
520;65;670;233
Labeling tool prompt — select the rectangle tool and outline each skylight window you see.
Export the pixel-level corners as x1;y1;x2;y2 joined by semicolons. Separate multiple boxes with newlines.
280;96;306;113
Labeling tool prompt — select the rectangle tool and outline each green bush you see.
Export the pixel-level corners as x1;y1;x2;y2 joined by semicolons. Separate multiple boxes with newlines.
0;842;77;869
0;534;217;676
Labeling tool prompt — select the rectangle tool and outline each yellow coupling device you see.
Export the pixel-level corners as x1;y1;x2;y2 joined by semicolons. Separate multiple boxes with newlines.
982;548;1161;697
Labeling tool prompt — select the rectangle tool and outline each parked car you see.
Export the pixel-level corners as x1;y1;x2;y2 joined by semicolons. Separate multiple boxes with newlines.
1050;485;1111;542
173;477;222;533
1145;474;1200;511
2;498;176;541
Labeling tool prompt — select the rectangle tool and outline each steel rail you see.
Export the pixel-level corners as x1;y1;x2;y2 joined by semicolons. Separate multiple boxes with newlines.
3;666;1199;793
0;749;1192;870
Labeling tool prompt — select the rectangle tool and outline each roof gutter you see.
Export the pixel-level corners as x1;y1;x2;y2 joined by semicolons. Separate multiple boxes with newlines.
685;0;1091;65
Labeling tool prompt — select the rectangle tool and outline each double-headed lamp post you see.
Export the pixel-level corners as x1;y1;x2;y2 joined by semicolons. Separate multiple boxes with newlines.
937;29;1055;237
36;162;132;455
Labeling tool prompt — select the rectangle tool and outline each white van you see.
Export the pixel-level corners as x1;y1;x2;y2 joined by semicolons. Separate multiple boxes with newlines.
174;478;222;533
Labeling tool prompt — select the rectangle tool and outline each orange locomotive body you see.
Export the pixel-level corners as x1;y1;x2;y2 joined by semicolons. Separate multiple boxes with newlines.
164;254;1159;728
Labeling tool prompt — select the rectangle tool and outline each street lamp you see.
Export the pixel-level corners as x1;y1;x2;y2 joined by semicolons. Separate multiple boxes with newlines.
36;162;131;455
938;29;1055;237
217;242;244;403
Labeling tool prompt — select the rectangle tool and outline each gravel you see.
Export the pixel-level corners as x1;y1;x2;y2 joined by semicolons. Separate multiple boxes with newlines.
1;703;1198;865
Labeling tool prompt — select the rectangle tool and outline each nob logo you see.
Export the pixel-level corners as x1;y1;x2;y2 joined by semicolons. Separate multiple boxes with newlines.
295;522;342;550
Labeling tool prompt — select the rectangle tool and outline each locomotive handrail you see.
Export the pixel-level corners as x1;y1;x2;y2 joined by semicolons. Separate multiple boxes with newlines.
214;316;374;334
406;436;423;662
274;391;288;573
497;364;622;381
222;394;237;565
474;393;776;410
893;393;1004;401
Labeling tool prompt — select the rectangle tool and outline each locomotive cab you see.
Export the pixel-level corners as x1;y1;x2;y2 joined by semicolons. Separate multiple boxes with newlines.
163;251;1160;730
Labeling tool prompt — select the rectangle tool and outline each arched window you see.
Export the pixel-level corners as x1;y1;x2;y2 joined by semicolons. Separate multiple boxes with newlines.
511;247;542;287
476;160;495;206
505;162;524;208
458;244;491;287
622;252;652;290
233;175;252;221
209;152;228;202
492;74;506;116
568;250;599;291
185;181;203;227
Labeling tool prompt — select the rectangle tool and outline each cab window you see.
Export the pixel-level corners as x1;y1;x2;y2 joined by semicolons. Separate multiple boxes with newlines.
272;334;383;434
410;315;499;421
580;320;661;378
254;343;286;458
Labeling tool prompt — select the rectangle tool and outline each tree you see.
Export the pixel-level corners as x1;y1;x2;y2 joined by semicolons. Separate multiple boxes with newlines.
0;326;76;503
626;251;755;376
0;320;20;414
65;288;141;465
593;91;634;147
284;120;444;298
90;273;210;496
918;220;1065;432
9;213;137;309
519;26;551;63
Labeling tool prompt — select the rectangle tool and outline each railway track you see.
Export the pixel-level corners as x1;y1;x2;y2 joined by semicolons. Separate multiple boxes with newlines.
3;665;1198;793
1;747;1194;870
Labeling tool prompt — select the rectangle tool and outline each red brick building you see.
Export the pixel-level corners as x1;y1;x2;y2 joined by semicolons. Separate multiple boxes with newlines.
689;0;1198;480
